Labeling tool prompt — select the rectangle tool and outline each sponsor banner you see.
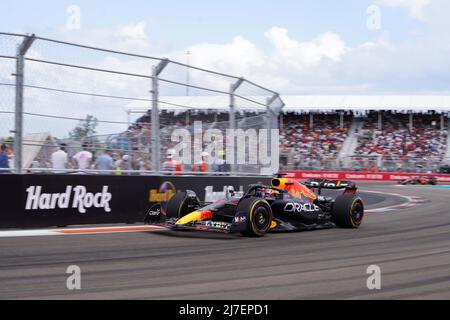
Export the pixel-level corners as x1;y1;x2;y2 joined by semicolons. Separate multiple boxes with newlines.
0;175;269;229
282;171;450;183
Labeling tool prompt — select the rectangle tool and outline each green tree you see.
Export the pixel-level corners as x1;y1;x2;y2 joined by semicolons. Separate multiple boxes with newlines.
0;137;14;145
69;115;98;141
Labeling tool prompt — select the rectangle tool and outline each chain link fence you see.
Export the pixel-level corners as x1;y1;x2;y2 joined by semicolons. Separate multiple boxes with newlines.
0;32;284;175
3;33;450;176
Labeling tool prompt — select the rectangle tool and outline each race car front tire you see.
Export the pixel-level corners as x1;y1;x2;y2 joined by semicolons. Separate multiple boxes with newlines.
238;197;273;237
165;192;197;219
332;195;364;229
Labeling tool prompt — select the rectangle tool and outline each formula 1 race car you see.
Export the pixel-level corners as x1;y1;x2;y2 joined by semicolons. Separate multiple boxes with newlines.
145;176;364;237
398;176;438;186
144;175;365;237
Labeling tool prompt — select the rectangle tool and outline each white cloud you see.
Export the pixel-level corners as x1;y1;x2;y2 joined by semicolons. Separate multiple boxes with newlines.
57;21;160;54
265;27;347;66
181;35;266;77
118;21;147;40
160;27;350;95
375;0;431;20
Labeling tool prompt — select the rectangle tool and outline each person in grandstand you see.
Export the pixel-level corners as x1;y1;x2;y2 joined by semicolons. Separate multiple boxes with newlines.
162;149;182;175
115;154;133;175
191;152;209;174
51;143;68;172
216;150;230;173
95;147;115;174
72;143;93;171
0;144;10;173
132;149;151;173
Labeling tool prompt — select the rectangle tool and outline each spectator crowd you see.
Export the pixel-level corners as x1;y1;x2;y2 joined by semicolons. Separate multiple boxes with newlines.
353;113;448;172
46;143;151;175
280;113;350;170
3;111;449;174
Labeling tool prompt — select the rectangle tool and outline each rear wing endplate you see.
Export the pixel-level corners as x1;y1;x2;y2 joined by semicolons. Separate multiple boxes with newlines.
304;179;358;194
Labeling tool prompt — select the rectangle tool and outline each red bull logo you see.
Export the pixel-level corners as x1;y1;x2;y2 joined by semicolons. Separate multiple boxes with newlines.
271;178;317;201
296;183;318;201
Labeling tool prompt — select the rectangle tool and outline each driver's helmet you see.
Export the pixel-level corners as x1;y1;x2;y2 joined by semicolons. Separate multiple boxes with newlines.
257;187;277;198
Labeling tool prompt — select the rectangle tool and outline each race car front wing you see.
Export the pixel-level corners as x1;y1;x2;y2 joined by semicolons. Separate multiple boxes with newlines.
153;219;235;234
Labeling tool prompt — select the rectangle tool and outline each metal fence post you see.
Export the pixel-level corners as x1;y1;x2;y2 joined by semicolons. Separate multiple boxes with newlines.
267;94;284;175
378;111;382;131
229;78;244;174
267;93;283;131
229;85;236;132
229;78;244;130
151;59;169;174
409;112;413;132
14;34;35;174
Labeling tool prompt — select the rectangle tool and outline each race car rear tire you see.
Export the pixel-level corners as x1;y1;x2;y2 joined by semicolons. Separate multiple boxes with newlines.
238;197;273;237
332;195;364;229
165;192;196;219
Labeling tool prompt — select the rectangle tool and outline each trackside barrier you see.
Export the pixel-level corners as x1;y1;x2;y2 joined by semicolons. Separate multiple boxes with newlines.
0;175;270;229
281;171;450;183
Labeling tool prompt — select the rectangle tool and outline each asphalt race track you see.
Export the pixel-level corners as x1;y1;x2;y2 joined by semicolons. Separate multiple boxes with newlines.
0;182;449;300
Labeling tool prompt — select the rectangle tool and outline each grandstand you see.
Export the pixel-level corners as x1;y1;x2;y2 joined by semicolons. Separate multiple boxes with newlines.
352;112;448;173
123;95;450;174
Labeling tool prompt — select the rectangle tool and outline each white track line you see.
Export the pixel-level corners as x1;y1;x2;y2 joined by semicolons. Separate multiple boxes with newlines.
0;225;166;238
363;190;427;214
0;230;58;238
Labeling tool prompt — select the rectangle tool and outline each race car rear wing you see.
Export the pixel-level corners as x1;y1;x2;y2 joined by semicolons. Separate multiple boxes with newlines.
303;179;358;195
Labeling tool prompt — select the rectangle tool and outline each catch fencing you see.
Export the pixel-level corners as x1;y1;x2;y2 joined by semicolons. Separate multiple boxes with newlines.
0;32;284;175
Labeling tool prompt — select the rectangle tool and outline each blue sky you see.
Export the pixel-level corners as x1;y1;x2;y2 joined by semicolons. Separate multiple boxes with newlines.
0;0;425;52
1;0;447;97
